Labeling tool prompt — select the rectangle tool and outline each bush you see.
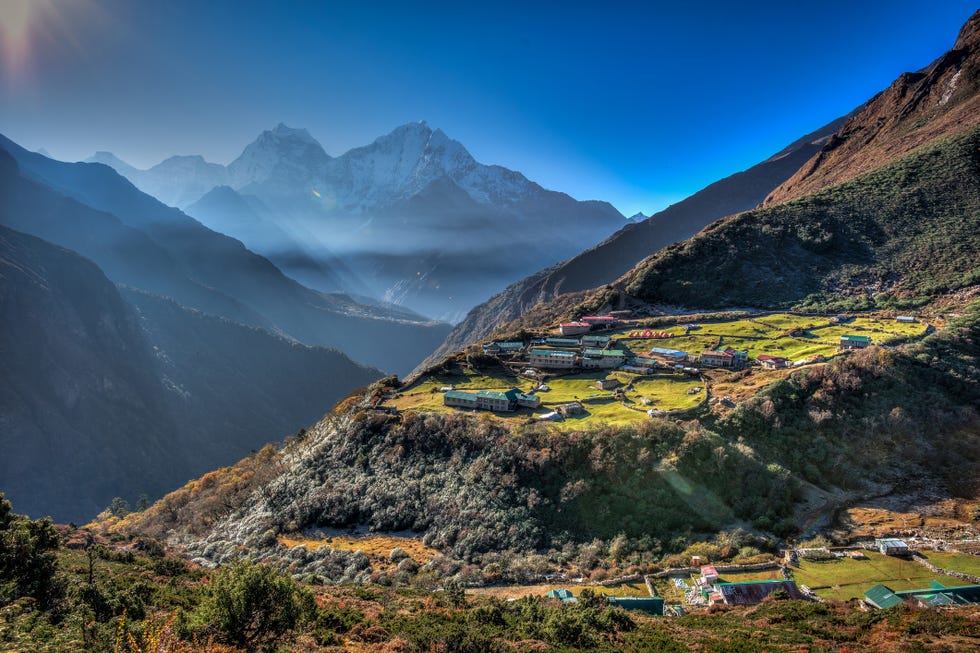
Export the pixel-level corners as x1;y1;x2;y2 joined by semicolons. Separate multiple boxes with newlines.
194;560;314;652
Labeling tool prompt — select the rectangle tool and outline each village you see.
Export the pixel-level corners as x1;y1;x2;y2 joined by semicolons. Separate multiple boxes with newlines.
384;310;932;427
471;536;980;616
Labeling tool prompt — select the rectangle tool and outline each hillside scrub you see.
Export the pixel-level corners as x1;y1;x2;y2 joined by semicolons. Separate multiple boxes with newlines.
623;127;980;311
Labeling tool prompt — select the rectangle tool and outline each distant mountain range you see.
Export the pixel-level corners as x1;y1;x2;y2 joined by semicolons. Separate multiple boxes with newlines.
88;122;626;322
1;136;450;375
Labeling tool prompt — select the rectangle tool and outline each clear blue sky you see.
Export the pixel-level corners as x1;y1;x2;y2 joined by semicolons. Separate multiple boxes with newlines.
0;1;975;216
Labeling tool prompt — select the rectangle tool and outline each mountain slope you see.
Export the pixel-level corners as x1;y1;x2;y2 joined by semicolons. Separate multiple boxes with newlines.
0;224;181;522
621;125;980;311
0;137;450;374
416;112;854;373
765;9;980;206
0;222;383;522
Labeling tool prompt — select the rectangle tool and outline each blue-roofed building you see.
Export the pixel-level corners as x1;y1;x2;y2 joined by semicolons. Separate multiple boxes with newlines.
581;334;611;348
876;538;910;556
483;341;524;355
582;348;626;369
649;347;689;363
865;581;980;609
545;589;578;603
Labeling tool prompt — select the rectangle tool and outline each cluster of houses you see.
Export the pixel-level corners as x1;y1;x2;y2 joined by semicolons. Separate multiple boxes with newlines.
697;564;803;606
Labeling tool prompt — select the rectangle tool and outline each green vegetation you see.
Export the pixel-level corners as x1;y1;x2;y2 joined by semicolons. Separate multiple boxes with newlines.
3;501;979;653
624;127;980;310
0;493;60;609
194;560;315;652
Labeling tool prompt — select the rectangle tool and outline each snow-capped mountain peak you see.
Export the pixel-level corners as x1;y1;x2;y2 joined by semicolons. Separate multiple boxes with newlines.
227;123;331;190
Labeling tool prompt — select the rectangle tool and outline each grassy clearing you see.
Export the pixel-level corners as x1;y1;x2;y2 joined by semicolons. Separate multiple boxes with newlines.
629;376;704;410
716;568;784;583
792;551;962;601
917;551;980;577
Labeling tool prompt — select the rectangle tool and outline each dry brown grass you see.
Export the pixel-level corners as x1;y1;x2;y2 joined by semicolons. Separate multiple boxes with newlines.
280;533;440;571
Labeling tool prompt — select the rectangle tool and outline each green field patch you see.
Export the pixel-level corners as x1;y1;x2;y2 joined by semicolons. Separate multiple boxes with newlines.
628;376;704;411
716;568;784;583
792;551;962;601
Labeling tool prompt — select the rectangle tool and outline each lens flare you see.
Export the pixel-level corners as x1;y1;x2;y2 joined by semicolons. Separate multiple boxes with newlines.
0;0;106;80
311;189;321;199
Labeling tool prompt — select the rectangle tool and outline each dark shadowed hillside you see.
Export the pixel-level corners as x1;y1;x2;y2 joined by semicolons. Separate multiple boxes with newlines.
0;224;382;522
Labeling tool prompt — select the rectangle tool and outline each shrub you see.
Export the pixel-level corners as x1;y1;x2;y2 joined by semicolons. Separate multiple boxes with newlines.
194;560;314;652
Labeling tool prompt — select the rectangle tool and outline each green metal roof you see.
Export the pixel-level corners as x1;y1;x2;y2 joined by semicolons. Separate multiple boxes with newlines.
545;338;581;347
584;348;625;357
841;334;872;342
475;389;521;401
444;390;477;401
865;584;903;609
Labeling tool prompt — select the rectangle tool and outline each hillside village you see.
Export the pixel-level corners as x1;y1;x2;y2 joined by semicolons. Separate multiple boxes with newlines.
384;310;932;424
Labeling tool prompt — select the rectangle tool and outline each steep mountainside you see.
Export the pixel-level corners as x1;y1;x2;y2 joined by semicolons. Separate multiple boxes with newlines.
0;138;449;374
416;113;853;373
93;122;626;321
620;126;980;312
0;223;383;522
765;10;980;205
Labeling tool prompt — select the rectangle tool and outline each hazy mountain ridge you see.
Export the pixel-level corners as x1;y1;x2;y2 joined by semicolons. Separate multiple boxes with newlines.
90;121;625;321
1;136;451;374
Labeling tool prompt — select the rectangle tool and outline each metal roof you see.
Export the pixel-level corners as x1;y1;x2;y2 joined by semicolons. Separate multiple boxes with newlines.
583;348;625;357
530;348;576;357
717;580;802;604
444;390;477;401
841;334;872;342
865;584;903;609
650;348;688;357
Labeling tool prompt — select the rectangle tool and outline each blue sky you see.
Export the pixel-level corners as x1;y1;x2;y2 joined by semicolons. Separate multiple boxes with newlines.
0;0;975;216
